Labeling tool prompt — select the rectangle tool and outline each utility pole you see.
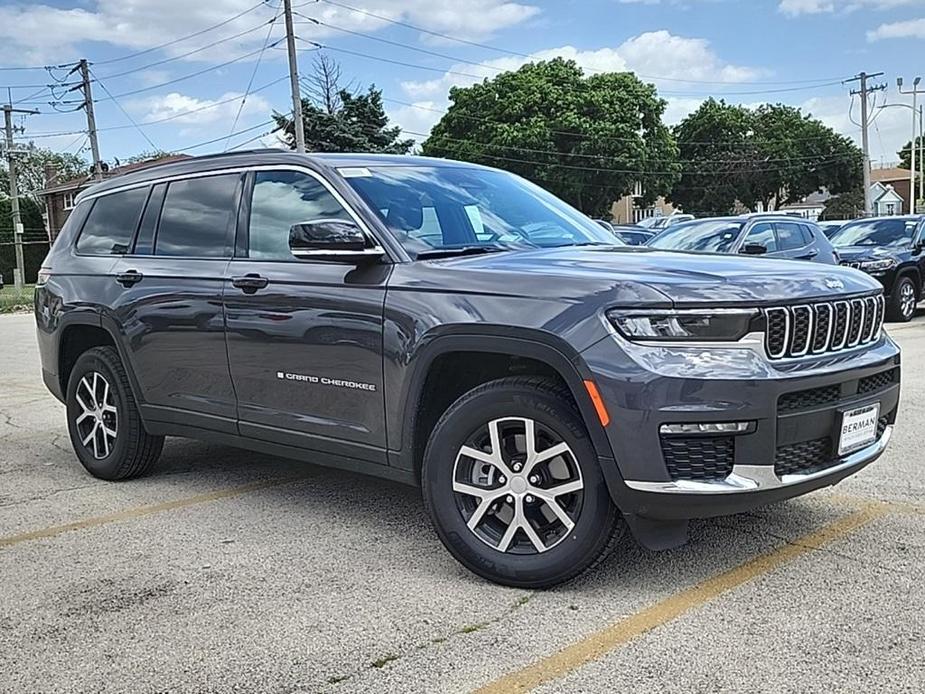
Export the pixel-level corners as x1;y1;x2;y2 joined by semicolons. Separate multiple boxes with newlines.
3;104;40;290
282;0;306;153
919;104;924;206
846;72;887;217
73;59;103;180
898;76;923;214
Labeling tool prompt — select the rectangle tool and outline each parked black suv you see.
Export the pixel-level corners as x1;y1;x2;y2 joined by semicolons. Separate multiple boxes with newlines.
829;215;925;322
35;152;900;588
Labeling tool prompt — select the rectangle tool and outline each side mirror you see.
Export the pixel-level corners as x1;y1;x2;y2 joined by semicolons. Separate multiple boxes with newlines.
288;219;382;262
740;242;768;256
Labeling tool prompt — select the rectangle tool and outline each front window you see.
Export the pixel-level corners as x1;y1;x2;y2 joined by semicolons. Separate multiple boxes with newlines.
830;219;918;248
340;166;617;258
648;220;743;253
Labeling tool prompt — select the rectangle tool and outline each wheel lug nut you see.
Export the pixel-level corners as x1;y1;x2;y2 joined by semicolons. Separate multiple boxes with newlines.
506;495;514;504
525;495;534;503
512;462;522;472
498;476;506;484
529;475;539;484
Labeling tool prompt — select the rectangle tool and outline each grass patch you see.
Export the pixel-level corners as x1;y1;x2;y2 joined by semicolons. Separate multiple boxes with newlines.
370;654;399;669
0;283;35;313
459;622;489;634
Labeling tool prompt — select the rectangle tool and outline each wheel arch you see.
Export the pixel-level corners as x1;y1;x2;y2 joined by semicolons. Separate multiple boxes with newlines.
895;264;922;298
392;329;613;482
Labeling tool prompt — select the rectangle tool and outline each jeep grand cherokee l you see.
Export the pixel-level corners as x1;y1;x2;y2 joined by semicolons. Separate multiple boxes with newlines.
34;152;900;588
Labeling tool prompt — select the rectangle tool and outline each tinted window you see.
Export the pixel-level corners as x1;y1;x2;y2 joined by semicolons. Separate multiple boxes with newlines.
76;187;149;255
744;222;778;252
775;222;807;251
648;220;743;253
343;166;616;257
155;174;241;257
247;171;353;260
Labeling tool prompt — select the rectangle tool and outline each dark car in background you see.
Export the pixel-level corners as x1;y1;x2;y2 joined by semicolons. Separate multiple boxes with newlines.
613;225;656;246
647;214;839;265
636;213;694;231
830;215;924;322
818;220;848;238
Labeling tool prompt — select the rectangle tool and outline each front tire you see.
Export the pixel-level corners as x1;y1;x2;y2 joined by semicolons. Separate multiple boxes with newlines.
888;276;917;322
422;377;621;588
66;346;164;480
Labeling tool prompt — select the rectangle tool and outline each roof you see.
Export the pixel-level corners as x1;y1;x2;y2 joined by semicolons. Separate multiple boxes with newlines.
71;150;495;202
871;167;917;183
41;153;192;196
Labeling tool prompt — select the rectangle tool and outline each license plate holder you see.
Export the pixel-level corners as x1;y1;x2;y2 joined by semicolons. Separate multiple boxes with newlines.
838;403;880;457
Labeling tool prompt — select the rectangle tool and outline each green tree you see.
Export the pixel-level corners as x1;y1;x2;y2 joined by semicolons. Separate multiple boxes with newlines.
671;100;863;216
273;83;413;154
0;196;46;283
820;186;864;220
0;143;87;202
421;58;680;215
898;136;924;170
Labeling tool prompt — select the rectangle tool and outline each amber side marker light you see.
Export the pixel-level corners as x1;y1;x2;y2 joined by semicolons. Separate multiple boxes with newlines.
583;380;610;427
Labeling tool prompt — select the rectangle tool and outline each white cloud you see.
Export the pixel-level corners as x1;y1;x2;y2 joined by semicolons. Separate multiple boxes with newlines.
868;17;925;41
779;0;919;17
0;0;539;66
129;91;271;131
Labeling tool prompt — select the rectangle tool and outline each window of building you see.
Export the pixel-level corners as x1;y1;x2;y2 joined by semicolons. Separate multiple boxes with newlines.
75;187;149;255
63;192;76;210
154;174;241;257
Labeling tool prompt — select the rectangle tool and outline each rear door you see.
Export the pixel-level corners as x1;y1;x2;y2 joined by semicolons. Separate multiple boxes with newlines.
772;221;819;261
223;168;390;462
109;172;243;433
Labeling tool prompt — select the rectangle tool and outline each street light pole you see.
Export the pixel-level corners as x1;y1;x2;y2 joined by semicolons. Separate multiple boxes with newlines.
898;76;923;214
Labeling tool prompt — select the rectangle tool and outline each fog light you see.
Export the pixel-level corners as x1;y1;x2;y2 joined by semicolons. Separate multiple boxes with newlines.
659;422;752;435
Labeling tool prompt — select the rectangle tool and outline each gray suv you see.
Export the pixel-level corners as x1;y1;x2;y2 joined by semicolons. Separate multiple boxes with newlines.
35;152;899;587
648;214;839;264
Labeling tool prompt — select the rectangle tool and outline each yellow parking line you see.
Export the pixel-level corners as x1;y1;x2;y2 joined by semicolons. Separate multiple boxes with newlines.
475;503;887;694
0;477;305;550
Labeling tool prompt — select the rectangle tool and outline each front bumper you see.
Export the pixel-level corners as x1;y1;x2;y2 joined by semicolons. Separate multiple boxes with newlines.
580;331;901;522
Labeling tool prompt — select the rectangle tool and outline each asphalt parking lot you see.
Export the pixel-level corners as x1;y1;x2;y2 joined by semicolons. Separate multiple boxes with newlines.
1;311;924;693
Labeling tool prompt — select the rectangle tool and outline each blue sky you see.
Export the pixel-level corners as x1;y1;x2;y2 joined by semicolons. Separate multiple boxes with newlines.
1;0;923;169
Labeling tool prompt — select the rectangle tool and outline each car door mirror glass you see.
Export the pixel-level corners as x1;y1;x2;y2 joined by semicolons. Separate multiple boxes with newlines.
741;242;768;255
289;219;367;256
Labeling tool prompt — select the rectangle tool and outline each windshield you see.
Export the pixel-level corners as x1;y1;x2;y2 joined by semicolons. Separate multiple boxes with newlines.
829;219;919;248
648;220;744;253
340;165;619;258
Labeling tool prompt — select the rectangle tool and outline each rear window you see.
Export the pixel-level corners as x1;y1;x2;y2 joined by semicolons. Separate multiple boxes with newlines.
75;187;149;255
154;174;241;257
775;222;808;251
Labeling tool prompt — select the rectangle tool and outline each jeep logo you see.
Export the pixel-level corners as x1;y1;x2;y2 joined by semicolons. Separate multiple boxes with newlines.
825;278;844;290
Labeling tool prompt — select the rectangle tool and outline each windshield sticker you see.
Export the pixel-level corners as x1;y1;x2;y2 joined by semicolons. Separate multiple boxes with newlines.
338;167;372;178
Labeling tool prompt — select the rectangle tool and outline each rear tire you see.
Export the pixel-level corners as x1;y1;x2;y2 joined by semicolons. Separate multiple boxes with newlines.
422;377;621;588
66;346;164;480
887;275;917;322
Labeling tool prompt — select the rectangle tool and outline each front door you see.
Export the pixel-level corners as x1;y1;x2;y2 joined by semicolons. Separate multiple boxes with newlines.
223;169;390;462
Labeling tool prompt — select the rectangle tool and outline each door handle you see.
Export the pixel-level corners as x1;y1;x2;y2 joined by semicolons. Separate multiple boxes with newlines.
115;270;143;287
231;274;269;293
799;250;819;260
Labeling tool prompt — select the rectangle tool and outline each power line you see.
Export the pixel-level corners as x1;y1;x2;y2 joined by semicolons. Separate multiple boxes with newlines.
314;0;850;87
225;4;281;150
91;1;271;66
88;68;159;152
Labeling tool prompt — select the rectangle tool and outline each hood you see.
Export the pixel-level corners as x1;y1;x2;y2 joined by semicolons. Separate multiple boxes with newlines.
424;246;882;306
834;245;908;263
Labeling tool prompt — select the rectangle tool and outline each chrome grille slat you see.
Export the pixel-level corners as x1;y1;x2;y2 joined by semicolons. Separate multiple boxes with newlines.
763;296;883;360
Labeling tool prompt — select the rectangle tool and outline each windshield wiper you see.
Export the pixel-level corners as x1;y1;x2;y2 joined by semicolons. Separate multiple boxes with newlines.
415;245;511;260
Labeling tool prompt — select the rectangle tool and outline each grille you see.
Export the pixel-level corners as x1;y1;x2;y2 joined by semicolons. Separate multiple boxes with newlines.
661;436;734;482
858;368;899;395
774;416;889;477
778;384;841;413
764;295;884;360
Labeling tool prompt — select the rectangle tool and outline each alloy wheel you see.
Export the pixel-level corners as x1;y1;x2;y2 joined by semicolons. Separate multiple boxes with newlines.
452;417;584;554
73;371;118;460
901;281;916;319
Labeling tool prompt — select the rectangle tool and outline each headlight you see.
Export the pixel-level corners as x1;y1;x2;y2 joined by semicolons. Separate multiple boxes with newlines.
858;258;896;273
607;309;757;342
